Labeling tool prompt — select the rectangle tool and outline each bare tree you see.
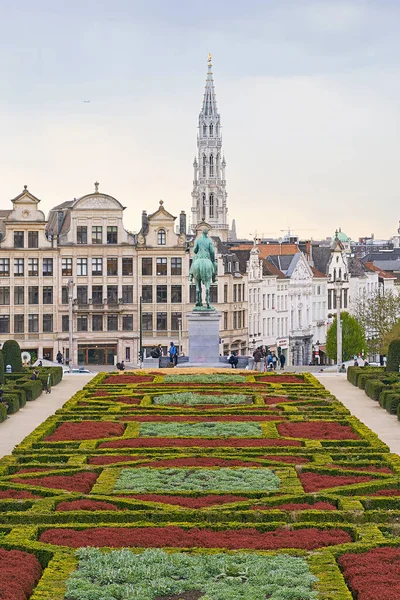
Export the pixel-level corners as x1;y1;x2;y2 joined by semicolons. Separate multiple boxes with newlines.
353;290;400;356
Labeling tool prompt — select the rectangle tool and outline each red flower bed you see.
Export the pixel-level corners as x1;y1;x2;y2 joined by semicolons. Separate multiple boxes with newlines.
256;376;305;384
262;455;310;464
134;457;264;468
13;472;98;493
120;415;281;422
127;494;248;508
103;375;154;384
253;501;337;511
369;489;400;496
0;489;41;499
277;422;359;440
15;467;52;474
265;397;297;405
92;390;110;396
92;396;141;404
0;548;42;600
89;455;146;465
56;499;120;511
39;525;351;550
338;547;400;600
299;472;373;492
328;464;392;474
45;422;125;442
99;438;302;449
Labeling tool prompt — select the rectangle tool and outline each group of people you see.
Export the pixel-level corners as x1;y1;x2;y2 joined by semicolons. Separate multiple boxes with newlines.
149;342;179;366
253;347;285;372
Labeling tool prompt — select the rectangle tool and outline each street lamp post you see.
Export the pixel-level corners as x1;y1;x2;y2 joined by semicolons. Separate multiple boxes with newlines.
139;296;143;369
68;278;74;368
178;317;182;357
336;280;343;370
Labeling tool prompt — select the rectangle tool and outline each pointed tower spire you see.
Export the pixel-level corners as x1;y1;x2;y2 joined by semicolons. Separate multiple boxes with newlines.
191;55;229;241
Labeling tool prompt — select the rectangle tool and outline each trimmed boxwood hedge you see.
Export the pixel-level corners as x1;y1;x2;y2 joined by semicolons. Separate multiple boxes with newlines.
0;403;6;423
21;380;43;401
3;394;20;415
1;339;23;372
387;339;400;373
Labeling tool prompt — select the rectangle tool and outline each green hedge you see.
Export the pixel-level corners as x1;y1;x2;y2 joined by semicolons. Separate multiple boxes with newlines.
0;349;4;385
21;380;43;401
0;403;6;422
2;339;23;372
3;385;27;408
364;379;387;401
3;393;20;415
387;339;400;373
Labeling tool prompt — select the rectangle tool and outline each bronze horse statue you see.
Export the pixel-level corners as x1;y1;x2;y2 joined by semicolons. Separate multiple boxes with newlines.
189;229;217;309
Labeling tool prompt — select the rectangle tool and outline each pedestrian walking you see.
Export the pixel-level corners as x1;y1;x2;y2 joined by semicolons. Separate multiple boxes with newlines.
56;351;63;364
279;353;286;370
272;353;278;371
169;342;178;366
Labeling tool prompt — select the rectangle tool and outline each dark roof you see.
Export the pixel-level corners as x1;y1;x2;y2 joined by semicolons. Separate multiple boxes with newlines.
348;257;368;277
233;249;251;274
0;210;12;219
311;245;331;276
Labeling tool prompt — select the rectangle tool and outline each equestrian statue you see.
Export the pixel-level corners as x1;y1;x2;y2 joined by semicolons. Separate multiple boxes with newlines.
189;228;217;310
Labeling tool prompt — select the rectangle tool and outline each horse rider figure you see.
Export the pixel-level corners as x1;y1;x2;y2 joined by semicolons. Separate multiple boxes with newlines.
189;228;217;309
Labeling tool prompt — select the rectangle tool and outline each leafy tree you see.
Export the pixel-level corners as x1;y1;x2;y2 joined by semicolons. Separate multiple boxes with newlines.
2;340;23;372
353;289;400;356
387;339;400;372
0;350;4;384
326;312;366;362
382;320;400;355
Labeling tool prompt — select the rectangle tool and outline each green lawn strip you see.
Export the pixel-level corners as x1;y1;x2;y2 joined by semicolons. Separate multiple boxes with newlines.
138;422;263;438
152;392;251;405
164;374;247;383
64;547;318;600
114;467;281;493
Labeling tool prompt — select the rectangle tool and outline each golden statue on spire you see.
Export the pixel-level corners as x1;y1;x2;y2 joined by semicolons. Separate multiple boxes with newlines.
207;52;212;66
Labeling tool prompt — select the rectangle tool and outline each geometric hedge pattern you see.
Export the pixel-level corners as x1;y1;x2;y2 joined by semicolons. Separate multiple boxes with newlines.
1;370;400;599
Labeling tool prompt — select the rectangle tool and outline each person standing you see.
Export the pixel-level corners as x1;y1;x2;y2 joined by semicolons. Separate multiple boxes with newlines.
56;351;63;364
253;347;262;371
169;342;178;366
228;351;239;368
279;353;286;370
272;353;278;371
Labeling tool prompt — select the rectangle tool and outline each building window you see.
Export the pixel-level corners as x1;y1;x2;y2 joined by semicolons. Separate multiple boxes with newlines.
209;154;214;177
171;257;182;275
210;285;218;303
14;258;24;277
156;258;167;276
141;285;153;303
328;289;332;310
92;314;103;331
203;123;207;136
233;311;237;329
233;285;237;302
28;258;39;276
43;258;53;276
107;226;118;244
343;288;348;308
43;286;53;304
209;193;214;217
92;258;103;276
62;258;72;276
28;314;39;333
28;231;38;248
77;315;88;332
107;314;118;331
223;311;228;329
92;285;103;305
189;285;196;303
224;284;228;303
122;257;133;276
142;258;153;276
14;314;24;333
77;286;88;305
171;285;182;303
62;315;69;332
157;229;166;245
171;312;181;331
156;285;167;303
28;286;39;304
106;257;118;276
0;287;10;305
122;314;133;330
77;226;87;244
14;231;24;248
202;154;206;177
0;315;10;333
77;258;88;276
92;226;103;244
202;193;206;220
0;258;10;277
143;312;153;330
61;286;69;304
43;314;53;333
238;311;242;328
122;285;133;303
156;312;167;331
125;347;131;361
14;286;24;305
107;285;118;304
209;123;213;137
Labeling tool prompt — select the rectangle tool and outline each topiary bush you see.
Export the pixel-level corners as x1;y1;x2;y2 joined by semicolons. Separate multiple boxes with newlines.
0;349;4;384
0;403;6;423
387;339;400;373
3;393;20;415
365;379;387;401
1;340;23;372
21;380;43;401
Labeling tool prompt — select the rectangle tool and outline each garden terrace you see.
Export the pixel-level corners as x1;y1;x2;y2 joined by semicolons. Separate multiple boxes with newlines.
1;369;400;599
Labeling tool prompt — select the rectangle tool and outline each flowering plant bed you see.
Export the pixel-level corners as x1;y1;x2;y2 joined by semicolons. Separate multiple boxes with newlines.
99;437;302;448
338;547;400;600
138;421;264;438
0;548;42;600
277;421;359;440
45;421;125;441
56;499;120;511
103;375;155;384
253;501;337;511
299;472;374;492
126;493;249;508
114;467;281;493
164;374;247;383
12;471;98;493
153;392;252;405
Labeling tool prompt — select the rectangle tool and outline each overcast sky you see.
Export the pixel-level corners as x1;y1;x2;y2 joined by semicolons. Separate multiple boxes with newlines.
0;0;399;240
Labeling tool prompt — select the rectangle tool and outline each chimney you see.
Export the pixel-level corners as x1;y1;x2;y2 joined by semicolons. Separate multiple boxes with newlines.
141;210;148;234
179;211;186;235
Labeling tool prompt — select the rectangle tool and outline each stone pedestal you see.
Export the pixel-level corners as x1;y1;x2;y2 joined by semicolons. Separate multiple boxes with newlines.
187;310;221;364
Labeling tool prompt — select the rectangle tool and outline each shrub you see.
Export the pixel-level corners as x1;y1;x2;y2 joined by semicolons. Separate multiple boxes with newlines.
387;339;400;372
365;379;387;401
0;402;6;423
21;379;43;401
1;339;23;372
3;393;20;415
4;385;27;408
385;393;400;415
0;349;4;384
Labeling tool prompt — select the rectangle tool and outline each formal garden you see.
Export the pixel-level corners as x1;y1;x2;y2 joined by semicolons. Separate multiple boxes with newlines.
2;369;400;599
